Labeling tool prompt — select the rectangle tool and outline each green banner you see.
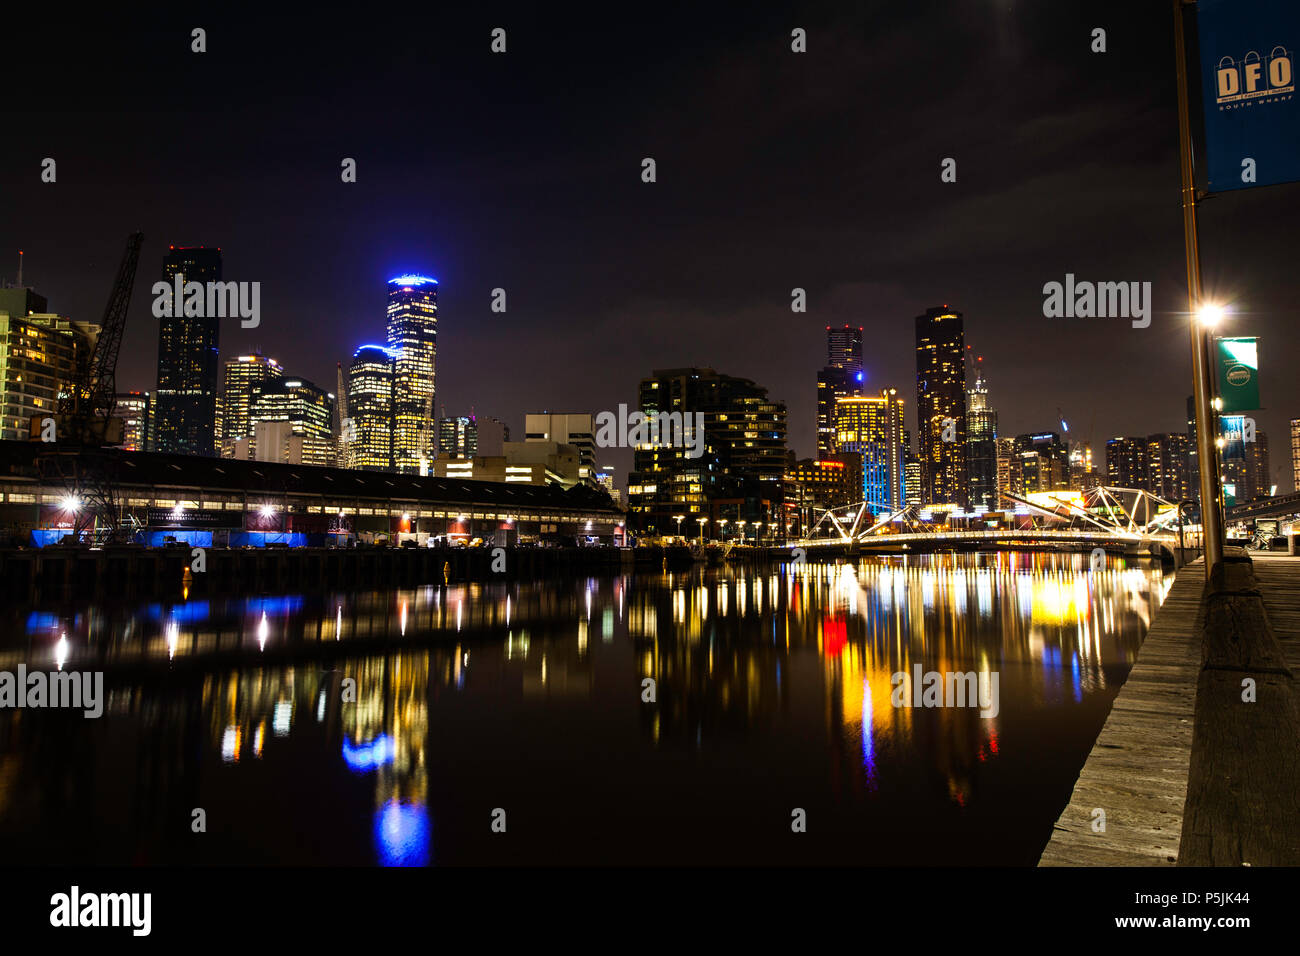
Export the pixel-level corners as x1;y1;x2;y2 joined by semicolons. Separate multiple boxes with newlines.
1216;337;1260;412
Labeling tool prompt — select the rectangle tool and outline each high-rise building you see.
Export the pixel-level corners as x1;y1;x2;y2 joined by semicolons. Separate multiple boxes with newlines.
595;465;620;506
915;306;967;506
385;275;437;473
113;391;151;451
816;325;865;458
438;415;478;459
0;305;99;443
219;352;283;457
627;367;787;537
154;246;222;456
833;389;906;513
784;457;857;536
1250;430;1272;500
827;325;864;372
346;344;397;471
239;377;335;467
0;287;49;319
1220;417;1271;504
526;413;597;487
1291;418;1300;494
1146;433;1191;502
1106;436;1149;489
903;435;922;506
965;359;998;511
1186;395;1201;504
1017;432;1070;493
996;436;1023;501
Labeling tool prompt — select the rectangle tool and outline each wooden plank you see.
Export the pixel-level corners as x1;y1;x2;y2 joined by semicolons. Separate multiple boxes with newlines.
1039;560;1204;866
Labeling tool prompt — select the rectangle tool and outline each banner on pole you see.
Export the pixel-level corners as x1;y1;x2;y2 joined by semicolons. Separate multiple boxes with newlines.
1215;337;1261;412
1198;0;1300;192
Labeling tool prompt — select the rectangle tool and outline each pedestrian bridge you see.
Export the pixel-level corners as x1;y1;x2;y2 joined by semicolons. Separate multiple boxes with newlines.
791;487;1201;565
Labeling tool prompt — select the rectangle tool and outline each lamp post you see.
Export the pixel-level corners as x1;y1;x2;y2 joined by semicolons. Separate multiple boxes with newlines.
718;519;728;543
1174;0;1225;577
697;517;707;547
674;514;684;542
737;520;747;544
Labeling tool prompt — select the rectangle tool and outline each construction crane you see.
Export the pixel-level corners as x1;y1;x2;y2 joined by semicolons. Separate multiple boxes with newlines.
34;232;144;543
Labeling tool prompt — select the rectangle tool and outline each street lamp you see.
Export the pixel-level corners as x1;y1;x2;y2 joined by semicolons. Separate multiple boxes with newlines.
1197;303;1224;329
737;519;747;543
696;517;707;546
674;514;684;541
718;519;728;542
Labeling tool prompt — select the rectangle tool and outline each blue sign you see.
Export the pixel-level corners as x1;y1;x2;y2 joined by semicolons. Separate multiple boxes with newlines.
1198;0;1300;192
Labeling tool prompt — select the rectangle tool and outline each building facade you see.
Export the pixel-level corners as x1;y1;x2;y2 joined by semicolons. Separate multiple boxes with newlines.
113;391;151;451
346;344;396;471
154;246;222;456
915;306;967;506
834;389;906;514
525;413;597;488
219;352;283;457
816;325;865;458
965;360;998;511
385;275;438;474
0;306;98;443
627;367;787;537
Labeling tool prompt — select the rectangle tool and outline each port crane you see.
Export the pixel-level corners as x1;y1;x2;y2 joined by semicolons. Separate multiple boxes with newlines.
34;232;144;543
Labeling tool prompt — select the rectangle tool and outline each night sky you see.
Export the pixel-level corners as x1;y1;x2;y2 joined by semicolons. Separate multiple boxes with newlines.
4;2;1298;491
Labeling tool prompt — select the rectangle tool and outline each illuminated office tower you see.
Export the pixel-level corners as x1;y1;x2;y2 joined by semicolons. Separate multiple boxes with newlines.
834;388;906;514
1292;418;1300;494
155;246;222;456
816;325;865;457
113;391;151;451
965;358;998;510
385;275;438;473
627;367;787;536
915;306;968;506
219;352;283;457
347;344;396;471
1146;433;1191;502
0;299;98;442
1106;436;1149;490
245;376;336;467
438;415;477;459
1017;432;1070;493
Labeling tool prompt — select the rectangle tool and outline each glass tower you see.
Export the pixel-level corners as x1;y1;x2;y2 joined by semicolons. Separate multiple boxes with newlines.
386;275;438;474
155;246;222;456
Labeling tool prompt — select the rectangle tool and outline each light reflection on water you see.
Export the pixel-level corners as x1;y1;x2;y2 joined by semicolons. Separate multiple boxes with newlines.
0;551;1170;865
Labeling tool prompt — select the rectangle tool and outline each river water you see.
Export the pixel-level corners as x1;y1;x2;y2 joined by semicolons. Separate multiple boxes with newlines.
0;552;1171;865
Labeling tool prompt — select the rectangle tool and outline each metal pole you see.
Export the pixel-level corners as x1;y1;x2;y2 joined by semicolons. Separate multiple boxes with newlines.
1173;0;1224;577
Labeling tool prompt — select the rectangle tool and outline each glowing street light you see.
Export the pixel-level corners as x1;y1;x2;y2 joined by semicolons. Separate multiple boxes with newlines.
60;495;81;513
1196;303;1225;329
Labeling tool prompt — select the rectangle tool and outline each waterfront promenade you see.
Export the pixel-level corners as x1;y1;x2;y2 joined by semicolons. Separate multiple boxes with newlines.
1040;551;1300;866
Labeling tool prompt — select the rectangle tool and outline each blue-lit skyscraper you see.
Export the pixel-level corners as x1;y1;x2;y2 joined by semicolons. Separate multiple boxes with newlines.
386;275;438;474
834;388;906;513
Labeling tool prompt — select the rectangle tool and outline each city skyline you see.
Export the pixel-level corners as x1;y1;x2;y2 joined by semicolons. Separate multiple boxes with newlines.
4;4;1298;493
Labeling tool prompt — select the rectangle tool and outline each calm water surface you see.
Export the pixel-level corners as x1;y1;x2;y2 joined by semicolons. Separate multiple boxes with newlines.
0;552;1171;865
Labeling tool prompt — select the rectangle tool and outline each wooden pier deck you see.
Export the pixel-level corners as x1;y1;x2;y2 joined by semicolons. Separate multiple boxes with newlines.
1040;552;1300;866
1038;559;1206;866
